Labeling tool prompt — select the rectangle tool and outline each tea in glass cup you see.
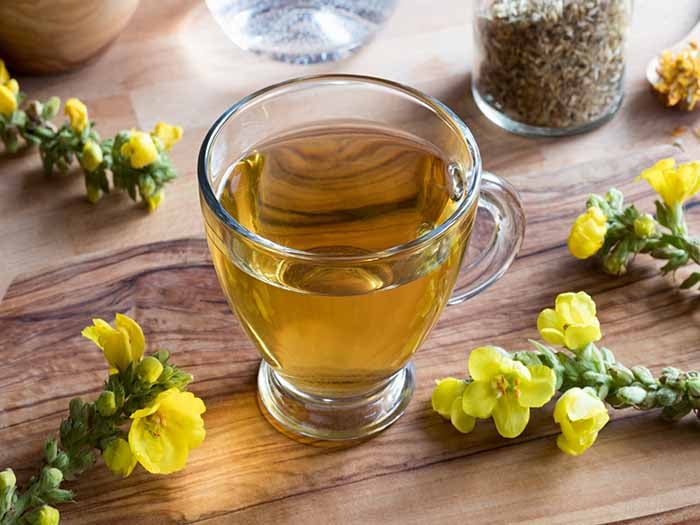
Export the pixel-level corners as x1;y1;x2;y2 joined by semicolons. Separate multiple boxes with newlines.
199;75;524;440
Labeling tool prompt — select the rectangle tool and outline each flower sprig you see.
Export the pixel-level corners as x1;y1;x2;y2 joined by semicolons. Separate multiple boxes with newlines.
432;291;700;456
0;58;183;211
568;158;699;289
0;314;206;525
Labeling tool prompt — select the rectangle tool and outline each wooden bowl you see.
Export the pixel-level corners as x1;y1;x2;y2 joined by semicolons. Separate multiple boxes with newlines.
0;0;140;75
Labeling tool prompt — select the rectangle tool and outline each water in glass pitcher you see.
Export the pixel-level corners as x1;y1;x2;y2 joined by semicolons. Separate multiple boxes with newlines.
205;0;398;64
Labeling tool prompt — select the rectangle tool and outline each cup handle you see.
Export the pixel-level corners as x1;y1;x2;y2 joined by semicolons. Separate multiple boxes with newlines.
447;171;526;306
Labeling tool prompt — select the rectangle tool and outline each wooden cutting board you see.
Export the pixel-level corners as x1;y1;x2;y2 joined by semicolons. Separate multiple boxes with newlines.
1;144;699;524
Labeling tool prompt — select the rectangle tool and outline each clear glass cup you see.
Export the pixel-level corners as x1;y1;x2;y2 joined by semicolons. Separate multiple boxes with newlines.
205;0;398;64
198;75;525;441
472;0;633;137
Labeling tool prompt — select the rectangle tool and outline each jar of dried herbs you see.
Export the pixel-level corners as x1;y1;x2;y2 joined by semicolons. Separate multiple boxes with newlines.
472;0;632;136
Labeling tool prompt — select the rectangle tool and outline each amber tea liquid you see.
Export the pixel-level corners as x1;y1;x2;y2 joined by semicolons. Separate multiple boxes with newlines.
208;125;476;397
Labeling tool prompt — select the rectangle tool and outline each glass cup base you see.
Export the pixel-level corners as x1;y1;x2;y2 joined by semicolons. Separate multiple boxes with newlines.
257;360;415;441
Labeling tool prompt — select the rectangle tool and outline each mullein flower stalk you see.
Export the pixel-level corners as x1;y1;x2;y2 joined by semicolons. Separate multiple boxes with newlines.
568;158;700;289
0;59;182;211
0;316;205;525
433;292;699;456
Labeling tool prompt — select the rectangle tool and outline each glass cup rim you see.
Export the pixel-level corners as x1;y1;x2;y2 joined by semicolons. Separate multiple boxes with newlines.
197;74;482;262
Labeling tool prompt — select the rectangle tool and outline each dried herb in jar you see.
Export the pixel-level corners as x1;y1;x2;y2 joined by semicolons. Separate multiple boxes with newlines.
475;0;631;130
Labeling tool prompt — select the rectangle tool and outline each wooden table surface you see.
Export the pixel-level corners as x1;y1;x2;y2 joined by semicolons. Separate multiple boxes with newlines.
2;1;700;524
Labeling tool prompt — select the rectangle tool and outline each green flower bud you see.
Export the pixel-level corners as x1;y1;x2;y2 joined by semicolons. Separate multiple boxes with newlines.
45;488;74;503
137;356;164;384
586;194;610;215
139;176;156;198
96;390;117;417
583;371;609;385
633;214;656;238
154;349;170;363
43;96;61;119
0;468;16;492
631;366;656;387
86;183;102;204
603;253;627;276
44;439;58;463
52;452;69;471
661;367;682;386
639;390;657;410
27;505;60;525
616;385;647;406
605;188;624;210
81;140;103;173
26;100;44;122
656;386;679;407
40;467;63;490
686;377;700;397
662;401;692;421
69;398;83;420
609;363;635;387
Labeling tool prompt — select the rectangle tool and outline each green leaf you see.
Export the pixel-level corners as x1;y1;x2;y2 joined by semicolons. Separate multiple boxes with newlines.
680;272;700;289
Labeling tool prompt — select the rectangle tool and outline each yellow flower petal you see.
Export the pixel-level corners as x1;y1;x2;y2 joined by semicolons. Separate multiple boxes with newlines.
568;207;607;259
462;380;497;419
468;346;507;381
0;85;17;117
539;328;566;346
65;98;89;133
518;365;556;408
563;323;601;351
129;416;189;474
129;389;206;474
152;121;183;151
554;388;609;455
450;398;476;434
492;394;530;438
122;131;158;169
432;378;467;419
556;433;597;456
0;60;9;84
115;313;145;362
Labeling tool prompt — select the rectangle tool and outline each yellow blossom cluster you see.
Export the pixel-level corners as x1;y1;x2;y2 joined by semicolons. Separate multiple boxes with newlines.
82;315;206;476
655;41;700;110
0;59;19;116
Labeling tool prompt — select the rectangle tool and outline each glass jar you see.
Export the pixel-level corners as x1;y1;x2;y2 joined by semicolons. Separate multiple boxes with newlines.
472;0;633;137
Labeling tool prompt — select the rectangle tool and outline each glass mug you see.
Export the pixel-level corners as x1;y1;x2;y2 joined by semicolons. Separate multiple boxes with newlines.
198;75;525;441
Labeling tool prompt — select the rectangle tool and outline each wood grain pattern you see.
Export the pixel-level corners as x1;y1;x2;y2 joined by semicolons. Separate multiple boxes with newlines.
1;1;700;523
1;143;699;523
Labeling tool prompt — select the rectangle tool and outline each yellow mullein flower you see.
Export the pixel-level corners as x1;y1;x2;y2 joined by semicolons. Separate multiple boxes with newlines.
432;378;475;433
537;291;601;351
0;59;9;84
65;98;89;133
81;140;103;172
120;130;158;169
129;388;206;474
152;121;183;151
568;206;607;259
636;158;700;207
554;388;609;456
103;438;137;477
461;346;555;438
82;313;145;372
5;78;18;94
0;84;17;116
